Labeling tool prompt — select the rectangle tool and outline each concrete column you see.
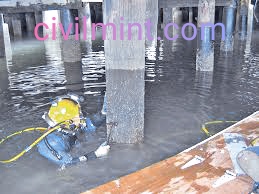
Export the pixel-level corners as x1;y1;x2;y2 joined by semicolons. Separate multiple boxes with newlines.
79;2;92;41
60;9;75;35
64;61;84;92
60;9;81;62
162;8;172;28
25;12;36;34
12;15;22;39
61;35;81;62
220;6;237;52
34;11;43;36
0;14;5;57
103;0;146;144
34;11;42;24
3;22;12;60
245;1;254;51
0;14;12;58
42;10;61;39
189;7;193;23
217;7;224;22
145;0;158;47
4;15;13;38
0;57;9;93
43;10;63;64
172;8;183;24
196;0;215;72
239;0;249;40
247;0;254;37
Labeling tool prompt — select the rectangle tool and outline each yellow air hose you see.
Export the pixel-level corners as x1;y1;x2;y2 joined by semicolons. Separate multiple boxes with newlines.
201;120;238;136
0;121;70;164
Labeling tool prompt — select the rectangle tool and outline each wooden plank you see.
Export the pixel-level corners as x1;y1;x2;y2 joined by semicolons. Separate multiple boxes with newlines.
83;112;259;194
159;0;233;8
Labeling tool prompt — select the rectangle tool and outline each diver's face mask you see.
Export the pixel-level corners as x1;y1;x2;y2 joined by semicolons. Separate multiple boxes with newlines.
42;94;85;135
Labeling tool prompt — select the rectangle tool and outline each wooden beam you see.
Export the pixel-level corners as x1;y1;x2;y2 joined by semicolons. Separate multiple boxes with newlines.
82;112;259;193
159;0;233;8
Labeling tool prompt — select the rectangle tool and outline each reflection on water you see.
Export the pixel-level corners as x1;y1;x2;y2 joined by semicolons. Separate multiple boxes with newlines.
0;25;258;193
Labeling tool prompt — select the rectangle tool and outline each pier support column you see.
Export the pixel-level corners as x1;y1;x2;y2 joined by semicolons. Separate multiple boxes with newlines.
34;11;42;24
239;0;249;40
247;0;254;37
0;14;5;57
43;10;62;61
173;8;183;24
60;9;75;35
145;0;158;47
4;15;13;38
34;11;43;36
196;0;215;72
12;15;22;39
79;2;92;41
189;7;193;23
25;12;36;34
245;0;254;52
0;14;12;58
220;6;237;52
43;10;61;38
60;9;81;62
162;7;172;28
61;35;81;62
104;0;146;144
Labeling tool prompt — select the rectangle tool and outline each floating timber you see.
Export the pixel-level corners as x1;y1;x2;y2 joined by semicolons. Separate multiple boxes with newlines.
83;111;259;194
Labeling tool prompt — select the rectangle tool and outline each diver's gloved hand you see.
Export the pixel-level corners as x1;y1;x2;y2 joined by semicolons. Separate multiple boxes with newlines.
94;142;110;158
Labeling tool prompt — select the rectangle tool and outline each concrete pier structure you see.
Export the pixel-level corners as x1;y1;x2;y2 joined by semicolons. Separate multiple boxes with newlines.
239;0;249;40
11;15;22;39
34;11;42;24
103;0;146;144
172;8;183;24
42;10;61;39
79;2;92;41
196;0;215;72
25;12;36;34
221;6;237;52
189;7;193;23
0;14;5;57
0;13;12;58
145;0;158;47
162;7;172;29
61;35;81;62
60;8;75;35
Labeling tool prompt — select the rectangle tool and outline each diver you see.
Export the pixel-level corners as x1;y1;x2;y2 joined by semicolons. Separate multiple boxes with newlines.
37;93;110;166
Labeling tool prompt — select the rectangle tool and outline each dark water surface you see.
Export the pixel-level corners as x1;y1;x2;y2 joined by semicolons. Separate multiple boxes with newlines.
0;25;258;193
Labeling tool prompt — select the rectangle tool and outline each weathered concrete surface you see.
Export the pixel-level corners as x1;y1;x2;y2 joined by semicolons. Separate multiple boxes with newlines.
61;35;81;62
0;14;12;58
196;0;215;72
78;2;92;41
83;111;259;194
25;12;36;33
0;14;5;57
145;0;158;47
104;0;146;143
239;0;249;40
42;10;61;39
11;16;22;38
221;7;237;52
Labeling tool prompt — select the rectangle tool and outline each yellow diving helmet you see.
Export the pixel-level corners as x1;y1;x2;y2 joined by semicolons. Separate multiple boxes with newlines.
42;94;84;127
